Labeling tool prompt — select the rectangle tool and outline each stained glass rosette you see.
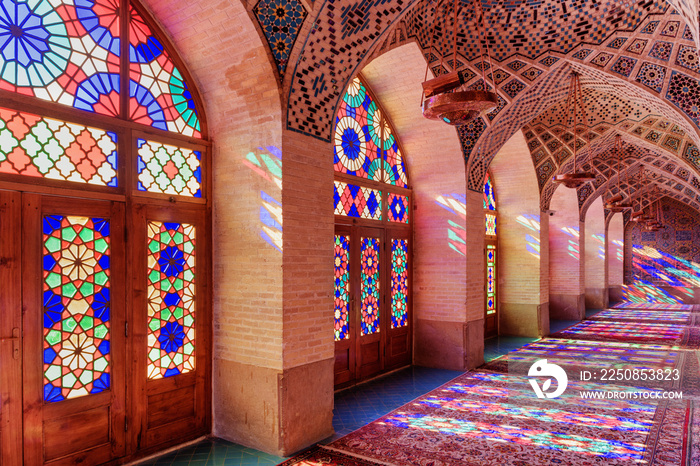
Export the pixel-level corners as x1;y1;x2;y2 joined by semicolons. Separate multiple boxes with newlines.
0;0;202;137
391;239;408;328
382;123;408;188
43;216;111;402
334;77;382;180
0;0;121;116
334;235;350;341
360;237;380;335
0;107;118;186
147;221;196;379
129;6;201;138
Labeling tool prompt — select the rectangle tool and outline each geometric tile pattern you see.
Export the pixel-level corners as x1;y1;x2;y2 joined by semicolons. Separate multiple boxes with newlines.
253;0;307;74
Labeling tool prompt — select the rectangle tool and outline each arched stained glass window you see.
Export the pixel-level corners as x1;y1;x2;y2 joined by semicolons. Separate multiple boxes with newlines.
0;0;210;460
0;0;202;138
334;76;410;222
483;171;497;337
333;75;412;386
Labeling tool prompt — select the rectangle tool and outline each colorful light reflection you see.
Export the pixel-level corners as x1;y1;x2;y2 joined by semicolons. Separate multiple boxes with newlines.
436;194;467;256
243;148;283;252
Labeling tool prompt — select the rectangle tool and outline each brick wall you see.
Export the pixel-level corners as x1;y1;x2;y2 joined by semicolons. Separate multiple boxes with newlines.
282;131;335;368
549;186;584;295
584;197;606;290
608;213;625;286
361;43;469;324
489;131;545;306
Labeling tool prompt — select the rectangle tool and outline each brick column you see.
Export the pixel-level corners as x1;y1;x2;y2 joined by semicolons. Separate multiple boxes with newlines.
549;186;585;320
489;131;549;337
584;197;608;309
607;213;625;303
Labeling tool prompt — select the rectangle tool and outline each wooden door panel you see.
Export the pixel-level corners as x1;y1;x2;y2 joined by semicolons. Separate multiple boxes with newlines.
22;195;126;466
356;229;383;381
0;191;23;466
333;226;354;386
385;232;411;370
132;205;209;453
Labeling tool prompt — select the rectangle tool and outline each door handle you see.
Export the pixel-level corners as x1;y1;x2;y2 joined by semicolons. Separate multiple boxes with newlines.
1;327;20;360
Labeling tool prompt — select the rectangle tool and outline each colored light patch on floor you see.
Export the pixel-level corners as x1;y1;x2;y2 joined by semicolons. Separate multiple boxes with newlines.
329;370;686;466
613;302;694;311
591;309;690;323
380;413;648;461
554;321;684;343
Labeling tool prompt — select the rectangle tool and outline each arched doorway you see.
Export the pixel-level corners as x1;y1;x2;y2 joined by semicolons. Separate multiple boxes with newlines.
333;76;412;388
483;172;498;337
0;1;210;463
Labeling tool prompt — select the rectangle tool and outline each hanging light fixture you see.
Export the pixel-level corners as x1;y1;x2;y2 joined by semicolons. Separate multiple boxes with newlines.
605;135;632;211
421;0;498;125
552;72;596;188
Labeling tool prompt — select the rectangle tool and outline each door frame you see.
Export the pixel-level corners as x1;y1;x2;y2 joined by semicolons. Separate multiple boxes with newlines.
22;194;127;465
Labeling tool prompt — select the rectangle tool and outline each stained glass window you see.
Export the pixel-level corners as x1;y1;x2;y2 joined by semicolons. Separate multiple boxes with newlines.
387;193;409;223
484;172;496;210
486;245;496;315
0;0;121;116
360;237;380;335
0;107;118;186
334;235;350;341
129;6;201;138
137;138;202;197
147;221;195;379
485;213;497;236
0;0;202;138
391;239;408;328
43;216;111;402
334;181;382;220
382;123;408;188
334;77;382;180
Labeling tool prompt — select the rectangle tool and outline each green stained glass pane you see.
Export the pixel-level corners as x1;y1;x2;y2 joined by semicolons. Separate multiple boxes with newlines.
79;282;94;297
95;238;108;253
45;237;61;253
61;227;77;242
62;317;77;332
94;271;108;286
45;272;61;289
62;282;77;298
79;316;94;331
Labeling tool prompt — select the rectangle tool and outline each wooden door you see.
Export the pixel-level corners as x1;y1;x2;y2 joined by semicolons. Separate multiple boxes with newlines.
356;227;384;380
384;230;411;370
334;225;412;387
0;191;23;466
333;225;354;386
130;204;209;453
485;241;498;338
22;194;126;465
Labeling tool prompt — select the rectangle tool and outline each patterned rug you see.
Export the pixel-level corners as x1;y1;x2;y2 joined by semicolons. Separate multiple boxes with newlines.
480;338;698;392
326;372;692;465
613;302;696;311
277;446;388;466
550;320;700;348
589;309;694;324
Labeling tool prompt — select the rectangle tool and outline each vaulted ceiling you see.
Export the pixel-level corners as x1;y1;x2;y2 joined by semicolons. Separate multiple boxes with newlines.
247;0;700;219
368;0;700;218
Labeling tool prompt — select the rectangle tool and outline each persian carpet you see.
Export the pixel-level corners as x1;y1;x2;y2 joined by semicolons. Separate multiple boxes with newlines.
324;372;692;465
588;309;693;325
277;446;389;466
612;302;696;311
550;320;700;348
